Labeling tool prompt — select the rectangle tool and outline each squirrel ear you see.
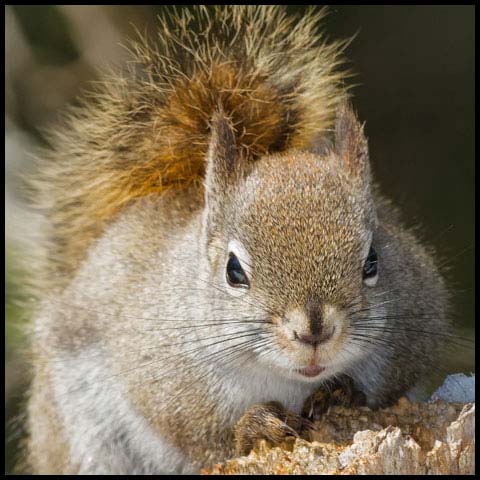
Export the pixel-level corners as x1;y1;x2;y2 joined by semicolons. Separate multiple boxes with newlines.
334;101;370;185
203;108;246;239
204;108;245;201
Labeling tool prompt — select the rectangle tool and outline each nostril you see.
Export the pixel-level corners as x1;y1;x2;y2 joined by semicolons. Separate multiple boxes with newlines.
296;333;322;346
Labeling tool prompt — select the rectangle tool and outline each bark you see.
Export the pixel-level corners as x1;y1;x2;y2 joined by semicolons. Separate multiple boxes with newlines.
203;398;475;475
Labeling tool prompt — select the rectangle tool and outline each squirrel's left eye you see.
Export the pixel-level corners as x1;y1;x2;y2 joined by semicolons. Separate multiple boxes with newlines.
363;246;378;285
226;253;250;288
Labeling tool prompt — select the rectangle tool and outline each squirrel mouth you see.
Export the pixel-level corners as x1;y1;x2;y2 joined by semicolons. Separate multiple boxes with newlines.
296;364;325;377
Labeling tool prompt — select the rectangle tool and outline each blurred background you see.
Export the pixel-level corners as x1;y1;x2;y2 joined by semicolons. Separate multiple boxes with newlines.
5;5;474;473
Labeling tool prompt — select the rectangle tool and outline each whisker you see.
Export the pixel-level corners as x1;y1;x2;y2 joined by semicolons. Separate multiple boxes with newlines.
58;329;271;398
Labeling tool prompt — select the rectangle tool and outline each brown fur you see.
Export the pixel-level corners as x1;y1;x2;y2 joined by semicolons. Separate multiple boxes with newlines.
27;364;75;474
28;6;350;292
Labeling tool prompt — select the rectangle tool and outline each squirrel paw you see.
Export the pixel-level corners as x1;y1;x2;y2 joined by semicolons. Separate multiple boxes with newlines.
301;376;367;421
233;401;307;456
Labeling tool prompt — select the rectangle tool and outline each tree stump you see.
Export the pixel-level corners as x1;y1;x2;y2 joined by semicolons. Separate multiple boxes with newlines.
203;398;475;475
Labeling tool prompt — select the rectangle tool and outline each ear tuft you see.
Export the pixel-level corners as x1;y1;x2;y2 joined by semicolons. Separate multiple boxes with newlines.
334;101;370;183
208;107;238;178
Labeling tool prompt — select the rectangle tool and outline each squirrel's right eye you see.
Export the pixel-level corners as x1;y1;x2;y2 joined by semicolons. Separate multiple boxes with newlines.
226;253;250;288
362;246;378;286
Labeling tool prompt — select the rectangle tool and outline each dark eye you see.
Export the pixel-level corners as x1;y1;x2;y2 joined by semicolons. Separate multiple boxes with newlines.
226;253;249;288
363;246;378;279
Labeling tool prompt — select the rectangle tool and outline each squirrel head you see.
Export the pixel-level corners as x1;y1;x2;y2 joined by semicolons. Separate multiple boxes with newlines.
200;102;380;382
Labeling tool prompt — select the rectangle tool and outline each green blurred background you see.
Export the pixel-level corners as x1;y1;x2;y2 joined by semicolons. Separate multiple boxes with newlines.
5;5;474;474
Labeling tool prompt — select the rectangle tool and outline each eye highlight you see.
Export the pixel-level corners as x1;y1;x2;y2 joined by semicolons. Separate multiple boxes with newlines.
226;253;250;288
363;245;378;283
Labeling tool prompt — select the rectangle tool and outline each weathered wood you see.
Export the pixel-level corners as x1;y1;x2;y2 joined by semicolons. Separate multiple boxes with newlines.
203;399;475;475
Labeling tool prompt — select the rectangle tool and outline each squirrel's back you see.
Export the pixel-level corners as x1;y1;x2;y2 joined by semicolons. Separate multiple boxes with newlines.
29;5;350;291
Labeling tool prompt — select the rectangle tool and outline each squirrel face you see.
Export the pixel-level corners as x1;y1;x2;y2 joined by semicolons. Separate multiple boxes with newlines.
202;104;381;383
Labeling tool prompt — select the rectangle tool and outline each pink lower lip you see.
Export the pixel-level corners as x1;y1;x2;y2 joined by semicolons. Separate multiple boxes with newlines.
297;364;325;377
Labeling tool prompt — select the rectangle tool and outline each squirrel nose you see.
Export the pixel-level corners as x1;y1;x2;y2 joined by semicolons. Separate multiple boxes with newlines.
306;298;323;336
293;331;323;346
293;330;333;347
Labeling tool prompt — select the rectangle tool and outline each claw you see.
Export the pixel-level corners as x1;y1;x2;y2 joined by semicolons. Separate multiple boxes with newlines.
233;402;304;457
